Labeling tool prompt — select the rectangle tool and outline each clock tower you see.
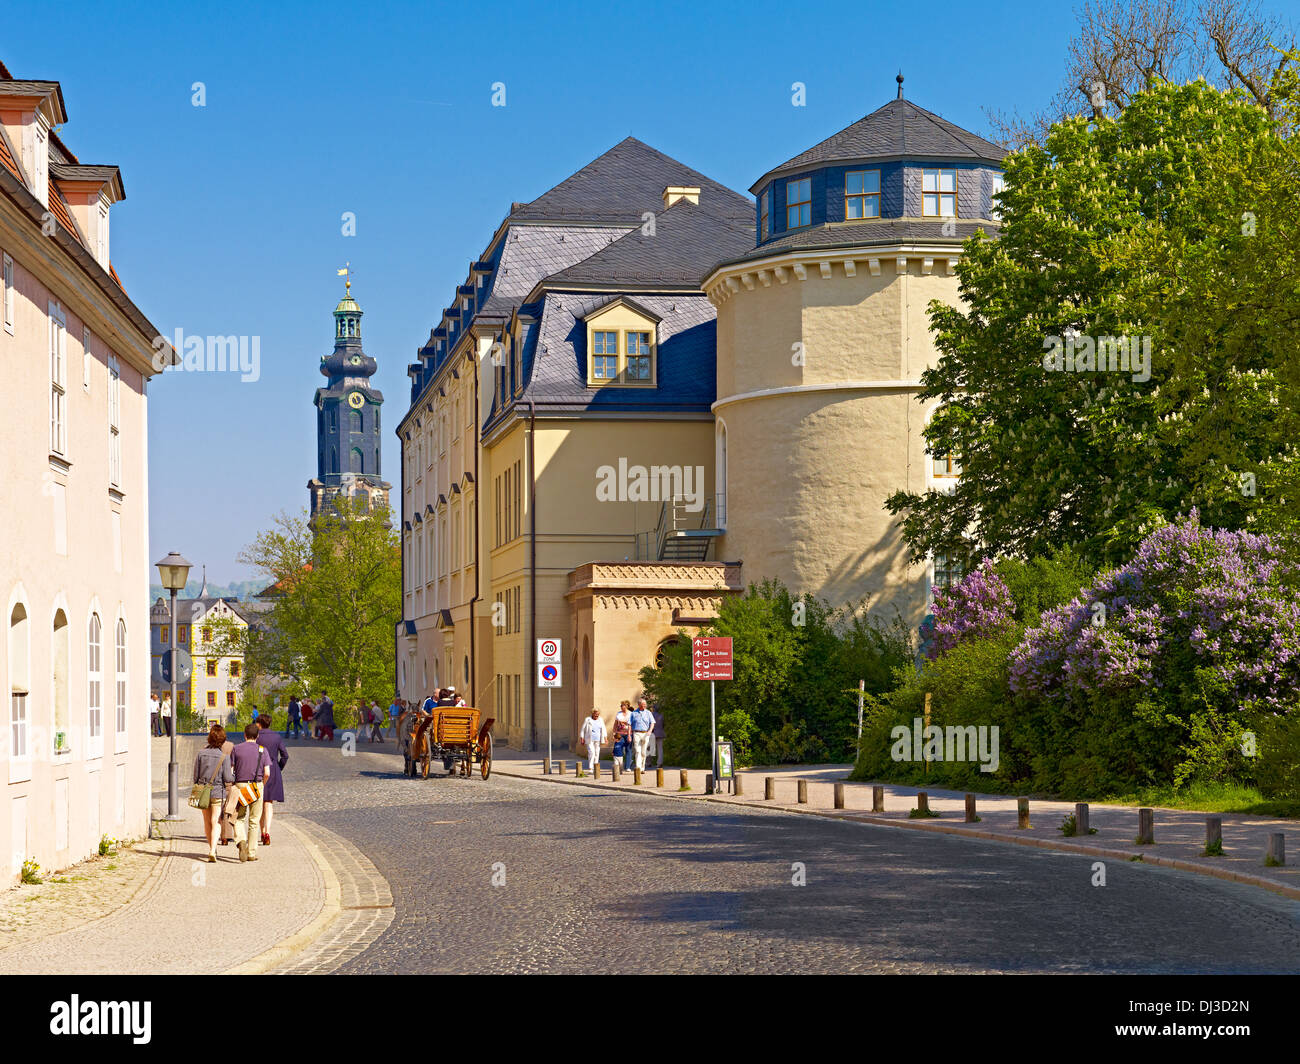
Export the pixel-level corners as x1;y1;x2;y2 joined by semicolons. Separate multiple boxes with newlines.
308;278;391;524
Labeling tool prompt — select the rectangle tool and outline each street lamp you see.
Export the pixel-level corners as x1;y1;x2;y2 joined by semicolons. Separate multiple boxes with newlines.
155;551;192;819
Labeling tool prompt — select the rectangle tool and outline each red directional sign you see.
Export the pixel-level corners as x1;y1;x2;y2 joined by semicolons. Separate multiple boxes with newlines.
692;636;733;681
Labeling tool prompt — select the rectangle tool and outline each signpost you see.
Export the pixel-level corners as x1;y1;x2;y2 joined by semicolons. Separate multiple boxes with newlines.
693;637;733;790
537;639;562;770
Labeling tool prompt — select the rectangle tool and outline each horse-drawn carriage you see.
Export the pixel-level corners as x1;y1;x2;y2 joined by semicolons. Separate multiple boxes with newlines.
399;707;494;780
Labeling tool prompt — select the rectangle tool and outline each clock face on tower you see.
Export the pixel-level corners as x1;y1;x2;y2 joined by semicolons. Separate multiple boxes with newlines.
350;355;362;366
347;391;364;409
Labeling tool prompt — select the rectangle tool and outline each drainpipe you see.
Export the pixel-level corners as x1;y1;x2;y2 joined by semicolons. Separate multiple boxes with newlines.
468;346;484;707
526;397;537;751
396;412;404;701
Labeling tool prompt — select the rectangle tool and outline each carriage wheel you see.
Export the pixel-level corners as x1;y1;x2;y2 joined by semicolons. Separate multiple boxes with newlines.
480;733;492;780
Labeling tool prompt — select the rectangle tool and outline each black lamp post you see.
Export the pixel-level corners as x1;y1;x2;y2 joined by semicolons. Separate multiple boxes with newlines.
155;551;192;819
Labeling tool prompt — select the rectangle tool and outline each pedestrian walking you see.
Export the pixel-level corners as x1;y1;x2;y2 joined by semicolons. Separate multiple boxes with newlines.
287;694;302;739
388;696;403;738
192;724;233;862
160;693;173;737
301;697;315;738
651;705;665;767
217;726;236;847
256;714;288;847
150;692;160;737
578;709;606;774
227;723;271;863
316;690;335;741
612;701;632;770
369;700;385;743
630;698;655;772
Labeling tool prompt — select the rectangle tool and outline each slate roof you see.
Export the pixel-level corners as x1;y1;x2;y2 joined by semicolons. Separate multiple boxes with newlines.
478;224;630;317
510;136;752;225
715;219;998;271
753;98;1006;191
544;197;754;289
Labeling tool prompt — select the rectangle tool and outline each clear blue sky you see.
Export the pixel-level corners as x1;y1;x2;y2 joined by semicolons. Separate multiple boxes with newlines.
9;0;1087;584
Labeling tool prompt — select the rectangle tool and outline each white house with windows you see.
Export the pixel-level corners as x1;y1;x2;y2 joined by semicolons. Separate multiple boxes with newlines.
0;59;171;881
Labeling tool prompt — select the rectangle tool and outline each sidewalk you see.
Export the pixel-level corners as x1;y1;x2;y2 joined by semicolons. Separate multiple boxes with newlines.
0;736;386;974
491;746;1300;900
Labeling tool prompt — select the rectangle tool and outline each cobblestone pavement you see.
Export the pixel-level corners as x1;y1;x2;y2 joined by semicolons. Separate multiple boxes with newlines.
284;739;1300;974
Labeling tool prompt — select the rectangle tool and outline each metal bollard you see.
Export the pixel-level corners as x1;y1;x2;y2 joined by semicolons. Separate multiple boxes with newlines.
764;777;775;801
872;785;884;812
834;782;845;810
1074;802;1090;835
1267;833;1286;866
797;779;808;804
964;793;977;823
1017;797;1030;829
656;767;664;788
1136;807;1154;845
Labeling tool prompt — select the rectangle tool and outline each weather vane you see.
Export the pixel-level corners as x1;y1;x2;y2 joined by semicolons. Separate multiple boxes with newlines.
337;261;353;295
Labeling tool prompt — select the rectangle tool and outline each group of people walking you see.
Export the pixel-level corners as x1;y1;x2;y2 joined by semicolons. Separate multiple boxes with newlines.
149;692;174;737
283;690;395;742
191;715;288;864
579;698;664;774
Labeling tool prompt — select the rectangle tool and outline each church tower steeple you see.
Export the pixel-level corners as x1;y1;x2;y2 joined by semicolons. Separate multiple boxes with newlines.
307;272;391;525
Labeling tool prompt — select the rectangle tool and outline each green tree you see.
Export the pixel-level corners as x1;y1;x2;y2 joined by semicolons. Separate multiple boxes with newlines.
887;79;1295;571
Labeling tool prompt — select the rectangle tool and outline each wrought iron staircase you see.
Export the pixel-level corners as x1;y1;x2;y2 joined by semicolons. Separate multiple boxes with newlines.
634;494;725;562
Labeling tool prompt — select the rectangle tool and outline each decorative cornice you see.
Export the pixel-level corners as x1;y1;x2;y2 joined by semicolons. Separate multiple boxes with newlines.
712;379;925;413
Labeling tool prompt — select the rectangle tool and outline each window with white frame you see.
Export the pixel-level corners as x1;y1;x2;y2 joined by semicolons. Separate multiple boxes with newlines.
114;619;127;751
4;253;14;333
990;173;1006;221
9;603;29;781
49;302;67;455
932;554;965;594
87;612;103;758
922;168;957;217
97;203;109;267
108;354;121;488
933;452;961;478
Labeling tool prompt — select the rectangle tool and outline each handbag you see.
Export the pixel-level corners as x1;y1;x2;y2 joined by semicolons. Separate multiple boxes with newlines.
233;780;263;807
188;752;228;809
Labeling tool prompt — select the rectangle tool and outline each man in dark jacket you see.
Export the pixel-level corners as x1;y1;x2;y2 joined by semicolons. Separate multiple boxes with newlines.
287;696;302;739
316;690;335;740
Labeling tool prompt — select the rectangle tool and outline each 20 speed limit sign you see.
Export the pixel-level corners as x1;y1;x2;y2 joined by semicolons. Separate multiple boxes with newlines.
537;638;561;663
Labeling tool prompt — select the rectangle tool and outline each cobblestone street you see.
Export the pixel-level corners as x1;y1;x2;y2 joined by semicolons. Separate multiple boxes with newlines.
280;740;1300;974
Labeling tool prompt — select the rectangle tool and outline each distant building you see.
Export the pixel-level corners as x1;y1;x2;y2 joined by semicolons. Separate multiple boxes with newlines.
0;58;171;880
149;591;250;725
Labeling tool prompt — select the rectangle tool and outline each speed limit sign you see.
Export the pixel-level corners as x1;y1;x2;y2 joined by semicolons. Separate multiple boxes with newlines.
537;638;561;664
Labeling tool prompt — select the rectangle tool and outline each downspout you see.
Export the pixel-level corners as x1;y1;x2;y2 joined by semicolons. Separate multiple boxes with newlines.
468;346;483;707
396;413;404;701
526;397;537;751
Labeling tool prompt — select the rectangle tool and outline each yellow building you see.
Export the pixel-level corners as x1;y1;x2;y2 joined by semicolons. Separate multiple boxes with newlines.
397;84;1005;751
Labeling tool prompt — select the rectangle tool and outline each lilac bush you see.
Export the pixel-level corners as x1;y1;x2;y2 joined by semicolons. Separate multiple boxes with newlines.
931;559;1017;655
1010;514;1300;716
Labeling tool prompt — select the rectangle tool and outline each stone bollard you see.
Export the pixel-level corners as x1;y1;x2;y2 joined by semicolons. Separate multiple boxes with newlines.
1074;802;1090;835
557;760;566;776
916;791;930;815
543;758;550;775
1206;816;1222;853
834;783;845;810
612;761;621;782
705;773;714;795
872;785;884;812
1136;807;1154;845
679;769;690;791
593;762;600;780
964;793;977;823
634;766;642;786
797;779;808;804
734;774;743;797
656;767;664;788
1017;797;1031;829
765;777;775;801
1266;833;1286;866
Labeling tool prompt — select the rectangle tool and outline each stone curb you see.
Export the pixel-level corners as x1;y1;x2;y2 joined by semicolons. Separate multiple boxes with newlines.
494;765;1300;903
222;818;342;975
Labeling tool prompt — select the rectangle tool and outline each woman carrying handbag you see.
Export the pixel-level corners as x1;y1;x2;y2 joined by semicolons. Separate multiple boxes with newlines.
191;724;234;862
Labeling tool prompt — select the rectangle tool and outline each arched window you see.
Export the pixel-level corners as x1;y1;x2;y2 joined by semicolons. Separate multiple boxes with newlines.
330;446;338;474
715;420;728;529
87;613;102;758
9;602;30;779
582;635;591;684
115;619;128;750
52;609;69;753
349;410;361;433
351;447;364;474
654;636;679;670
462;655;469;688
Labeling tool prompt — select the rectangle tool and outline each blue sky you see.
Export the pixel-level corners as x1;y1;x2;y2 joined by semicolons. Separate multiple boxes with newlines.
8;0;1086;583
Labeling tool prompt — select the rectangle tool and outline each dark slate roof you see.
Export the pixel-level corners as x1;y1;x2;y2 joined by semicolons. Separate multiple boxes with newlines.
478;224;630;317
714;219;998;272
544;197;754;289
504;292;717;417
753;98;1006;191
510;136;752;225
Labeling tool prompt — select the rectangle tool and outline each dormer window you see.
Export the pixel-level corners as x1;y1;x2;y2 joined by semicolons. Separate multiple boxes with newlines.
592;331;618;380
845;170;880;219
626;332;652;380
922;168;957;217
583;298;659;388
759;189;770;240
786;177;811;229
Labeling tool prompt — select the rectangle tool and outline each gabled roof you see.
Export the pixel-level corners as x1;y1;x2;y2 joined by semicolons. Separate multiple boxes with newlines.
544;197;754;289
510;136;751;225
753;97;1005;191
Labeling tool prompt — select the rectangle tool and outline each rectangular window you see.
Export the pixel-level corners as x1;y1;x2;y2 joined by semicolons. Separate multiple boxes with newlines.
495;475;502;548
230;661;240;678
108;352;121;488
226;691;236;707
10;693;27;761
206;659;217;677
2;253;13;333
933;454;960;477
990;173;1006;221
786;177;811;229
514;674;521;727
933;553;964;592
207;691;216;708
922;168;957;217
845;170;881;219
625;331;652;380
592;331;618;380
202;626;212;643
178;625;188;644
759;190;770;240
49;302;67;455
115;620;127;746
87;616;102;758
514;461;522;539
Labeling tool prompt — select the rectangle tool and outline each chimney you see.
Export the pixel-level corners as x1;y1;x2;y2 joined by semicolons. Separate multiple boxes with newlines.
663;185;701;209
